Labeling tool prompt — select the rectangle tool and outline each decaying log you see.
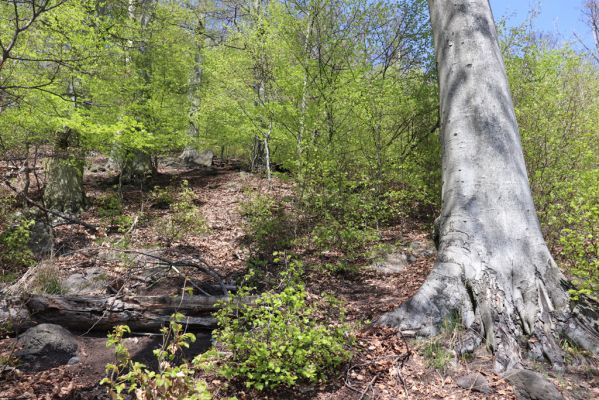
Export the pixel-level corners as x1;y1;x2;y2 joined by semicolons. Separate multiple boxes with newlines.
2;294;251;333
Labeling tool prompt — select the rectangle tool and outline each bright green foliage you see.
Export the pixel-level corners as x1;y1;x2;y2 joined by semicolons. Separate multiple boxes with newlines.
199;0;439;257
502;25;599;299
0;0;111;153
205;255;352;390
0;0;200;165
149;186;175;209
0;194;35;271
96;193;134;233
554;170;598;300
97;193;125;219
101;317;214;400
239;194;293;256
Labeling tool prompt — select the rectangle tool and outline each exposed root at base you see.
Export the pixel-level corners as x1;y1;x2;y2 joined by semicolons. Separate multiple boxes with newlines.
377;261;599;373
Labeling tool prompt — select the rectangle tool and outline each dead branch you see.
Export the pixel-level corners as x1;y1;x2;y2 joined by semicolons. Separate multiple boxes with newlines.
112;249;228;296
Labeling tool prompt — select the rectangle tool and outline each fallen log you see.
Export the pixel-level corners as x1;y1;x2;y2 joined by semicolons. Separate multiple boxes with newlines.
2;294;252;333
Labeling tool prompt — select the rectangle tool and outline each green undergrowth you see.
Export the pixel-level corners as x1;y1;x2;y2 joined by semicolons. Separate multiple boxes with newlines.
420;311;462;373
96;192;133;233
102;318;217;400
201;254;353;390
103;254;353;396
0;194;35;273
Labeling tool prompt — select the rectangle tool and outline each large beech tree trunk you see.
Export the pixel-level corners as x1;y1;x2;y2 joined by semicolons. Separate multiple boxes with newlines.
379;0;599;372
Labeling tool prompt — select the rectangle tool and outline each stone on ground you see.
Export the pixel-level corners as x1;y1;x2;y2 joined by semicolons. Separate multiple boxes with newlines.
17;323;78;371
179;148;213;168
455;372;491;394
505;369;564;400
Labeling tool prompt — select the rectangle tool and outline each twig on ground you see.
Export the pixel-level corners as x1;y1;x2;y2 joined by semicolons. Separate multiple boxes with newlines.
111;249;228;296
358;372;381;400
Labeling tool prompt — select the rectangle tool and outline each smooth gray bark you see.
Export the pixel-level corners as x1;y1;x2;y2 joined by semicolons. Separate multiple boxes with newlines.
180;7;205;166
379;0;598;372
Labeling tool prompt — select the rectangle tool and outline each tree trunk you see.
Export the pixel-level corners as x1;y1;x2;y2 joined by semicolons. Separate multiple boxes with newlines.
180;8;205;165
44;79;85;213
378;0;599;372
112;0;155;184
44;129;85;213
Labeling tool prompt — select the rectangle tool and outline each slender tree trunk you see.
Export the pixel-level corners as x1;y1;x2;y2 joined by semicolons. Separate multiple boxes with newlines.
264;120;272;181
247;0;273;178
298;6;314;160
115;0;155;183
180;7;206;167
379;0;599;372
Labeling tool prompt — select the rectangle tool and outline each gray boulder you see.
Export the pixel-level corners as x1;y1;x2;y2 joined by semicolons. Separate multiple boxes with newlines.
370;253;409;274
179;148;213;168
505;369;564;400
455;372;491;394
17;323;78;371
64;267;107;295
43;157;85;213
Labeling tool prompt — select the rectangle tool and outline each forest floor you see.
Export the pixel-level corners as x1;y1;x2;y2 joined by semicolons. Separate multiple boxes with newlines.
0;158;597;399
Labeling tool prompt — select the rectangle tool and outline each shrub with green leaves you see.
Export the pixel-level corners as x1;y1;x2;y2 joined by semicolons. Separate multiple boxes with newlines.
102;316;214;400
96;193;136;233
97;192;124;219
0;200;35;272
312;219;378;260
550;170;598;300
204;255;352;390
239;194;293;256
157;180;208;245
149;186;175;209
501;30;599;300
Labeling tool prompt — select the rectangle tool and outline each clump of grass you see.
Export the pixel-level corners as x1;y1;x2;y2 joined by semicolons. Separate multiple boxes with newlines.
33;264;64;295
422;340;454;371
420;311;461;372
0;272;18;284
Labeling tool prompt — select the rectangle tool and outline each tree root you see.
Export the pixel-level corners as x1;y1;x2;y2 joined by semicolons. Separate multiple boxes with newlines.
377;257;599;372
